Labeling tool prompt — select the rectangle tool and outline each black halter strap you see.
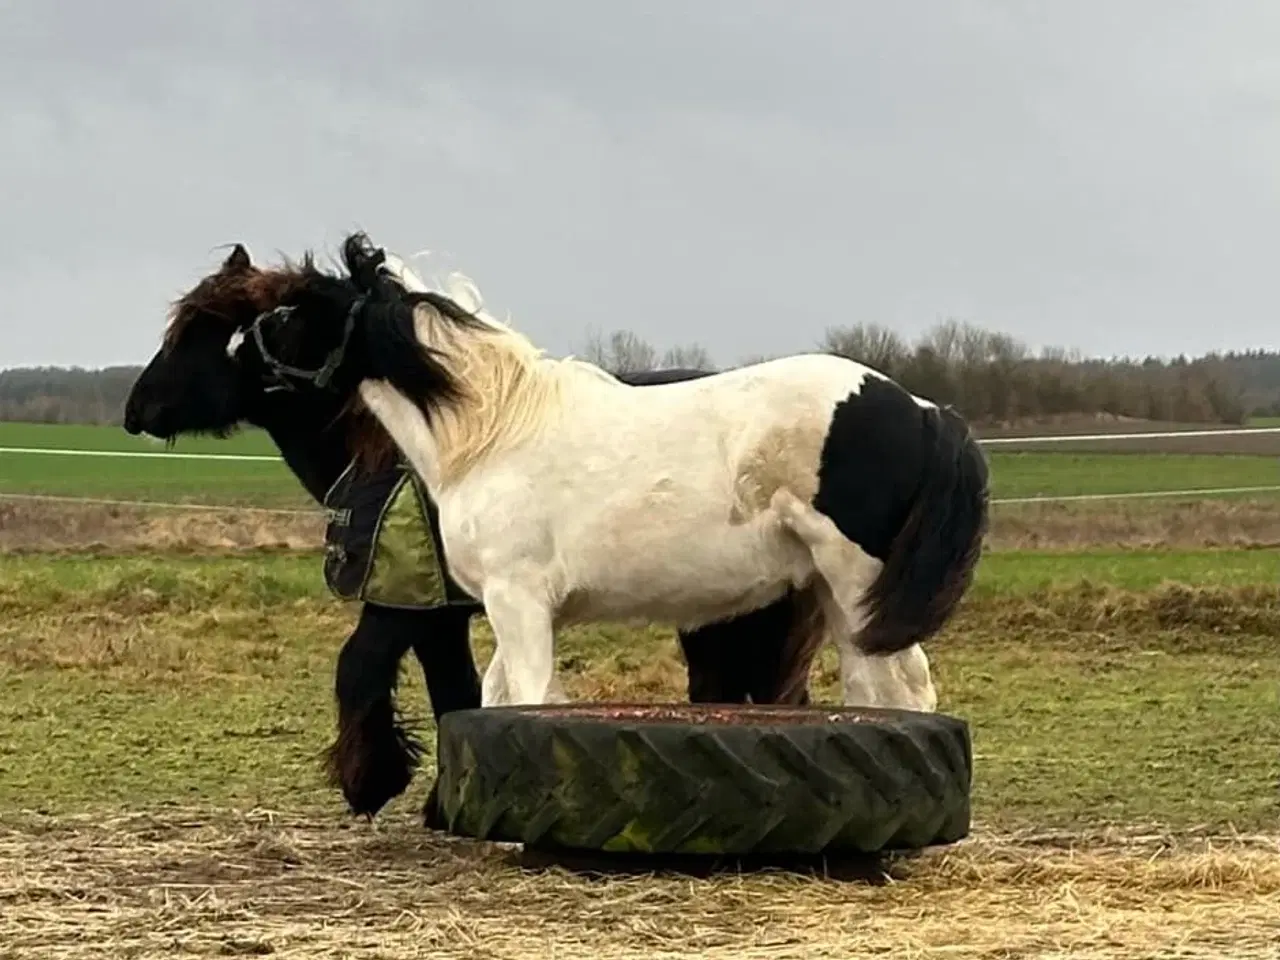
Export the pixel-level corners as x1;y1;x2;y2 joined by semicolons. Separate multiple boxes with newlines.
247;294;366;391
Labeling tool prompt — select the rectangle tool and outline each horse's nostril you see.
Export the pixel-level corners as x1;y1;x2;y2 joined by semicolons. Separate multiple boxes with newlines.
122;397;167;436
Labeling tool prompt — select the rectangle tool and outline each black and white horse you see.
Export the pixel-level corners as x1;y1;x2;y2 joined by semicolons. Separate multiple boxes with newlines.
156;233;988;716
122;243;818;819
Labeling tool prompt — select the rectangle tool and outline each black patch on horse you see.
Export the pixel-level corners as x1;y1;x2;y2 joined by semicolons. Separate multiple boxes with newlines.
813;375;990;655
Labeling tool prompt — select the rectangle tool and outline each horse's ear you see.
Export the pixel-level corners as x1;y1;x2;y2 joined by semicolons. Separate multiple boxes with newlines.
342;232;387;292
223;243;252;273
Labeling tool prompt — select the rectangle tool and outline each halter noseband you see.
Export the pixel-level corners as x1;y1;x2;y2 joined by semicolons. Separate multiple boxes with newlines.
247;294;366;392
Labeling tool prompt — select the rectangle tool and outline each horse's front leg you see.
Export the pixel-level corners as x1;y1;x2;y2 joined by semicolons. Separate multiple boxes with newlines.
481;649;509;706
408;606;482;719
481;579;561;705
481;646;569;706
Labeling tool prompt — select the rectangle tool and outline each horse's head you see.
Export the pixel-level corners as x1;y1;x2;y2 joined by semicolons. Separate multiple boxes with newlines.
123;242;368;441
124;231;526;482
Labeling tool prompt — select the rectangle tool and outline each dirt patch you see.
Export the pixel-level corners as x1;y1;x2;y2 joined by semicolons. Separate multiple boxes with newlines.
988;497;1280;550
0;499;324;552
975;413;1194;435
1;809;1278;959
5;495;1278;554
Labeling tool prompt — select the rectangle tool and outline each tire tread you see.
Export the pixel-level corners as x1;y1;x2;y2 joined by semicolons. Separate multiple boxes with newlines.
436;706;971;855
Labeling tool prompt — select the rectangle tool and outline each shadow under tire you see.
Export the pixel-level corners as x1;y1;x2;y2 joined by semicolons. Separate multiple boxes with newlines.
434;703;972;856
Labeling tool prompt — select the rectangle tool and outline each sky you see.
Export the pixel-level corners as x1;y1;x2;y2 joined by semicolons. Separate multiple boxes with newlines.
3;1;1280;370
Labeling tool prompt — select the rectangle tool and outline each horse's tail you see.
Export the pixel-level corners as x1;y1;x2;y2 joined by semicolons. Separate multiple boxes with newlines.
853;396;991;656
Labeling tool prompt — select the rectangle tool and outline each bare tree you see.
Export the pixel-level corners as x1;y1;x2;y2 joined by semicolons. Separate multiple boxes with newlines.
660;344;714;371
606;331;658;373
821;323;908;375
579;328;713;373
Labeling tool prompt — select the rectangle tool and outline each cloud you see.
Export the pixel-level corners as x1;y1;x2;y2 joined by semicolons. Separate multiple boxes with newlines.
2;0;1279;368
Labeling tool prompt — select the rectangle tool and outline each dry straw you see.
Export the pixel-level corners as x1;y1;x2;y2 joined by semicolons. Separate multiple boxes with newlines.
2;809;1278;960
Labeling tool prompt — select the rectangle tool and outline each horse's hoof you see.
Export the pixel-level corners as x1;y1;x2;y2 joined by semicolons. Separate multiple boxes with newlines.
422;779;447;831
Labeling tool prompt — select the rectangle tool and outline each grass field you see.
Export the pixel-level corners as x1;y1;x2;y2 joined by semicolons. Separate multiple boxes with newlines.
3;414;1280;958
2;420;1278;509
2;548;1278;957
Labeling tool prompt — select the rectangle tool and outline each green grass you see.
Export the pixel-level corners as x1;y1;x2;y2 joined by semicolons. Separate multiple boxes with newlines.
1;548;1278;832
0;420;305;506
0;420;277;455
1;418;1276;507
3;546;1276;604
988;451;1278;500
0;451;308;507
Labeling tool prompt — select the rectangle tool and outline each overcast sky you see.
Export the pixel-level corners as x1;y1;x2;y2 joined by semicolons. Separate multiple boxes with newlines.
3;1;1279;370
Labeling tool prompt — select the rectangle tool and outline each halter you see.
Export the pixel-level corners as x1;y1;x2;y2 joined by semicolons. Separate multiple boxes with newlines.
247;294;366;392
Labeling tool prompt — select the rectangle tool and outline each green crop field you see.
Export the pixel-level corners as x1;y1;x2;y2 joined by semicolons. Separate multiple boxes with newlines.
1;420;1277;508
0;421;305;506
0;420;278;455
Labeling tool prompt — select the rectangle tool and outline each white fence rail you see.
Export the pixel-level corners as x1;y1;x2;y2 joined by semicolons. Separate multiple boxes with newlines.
0;445;278;462
978;426;1280;444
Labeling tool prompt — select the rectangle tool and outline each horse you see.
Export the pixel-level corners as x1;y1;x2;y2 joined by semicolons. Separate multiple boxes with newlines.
170;231;987;712
121;242;820;821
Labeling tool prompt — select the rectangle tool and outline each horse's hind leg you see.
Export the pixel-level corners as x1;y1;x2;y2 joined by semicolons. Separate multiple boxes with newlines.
834;636;937;712
679;618;762;704
770;489;937;712
770;488;881;632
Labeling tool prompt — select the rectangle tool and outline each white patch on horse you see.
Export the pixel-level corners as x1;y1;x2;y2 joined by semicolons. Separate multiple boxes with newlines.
361;249;941;710
225;329;246;359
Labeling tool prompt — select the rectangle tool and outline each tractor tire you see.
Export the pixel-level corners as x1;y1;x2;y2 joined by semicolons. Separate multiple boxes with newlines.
433;703;972;856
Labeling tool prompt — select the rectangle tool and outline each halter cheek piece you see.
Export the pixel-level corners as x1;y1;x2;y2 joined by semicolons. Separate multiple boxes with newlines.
246;295;366;392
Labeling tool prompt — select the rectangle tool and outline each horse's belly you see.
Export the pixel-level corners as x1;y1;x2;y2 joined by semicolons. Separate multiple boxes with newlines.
555;518;809;628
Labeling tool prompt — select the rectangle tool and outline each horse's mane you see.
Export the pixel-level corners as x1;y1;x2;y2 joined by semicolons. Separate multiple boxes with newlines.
159;242;401;474
380;249;622;389
356;239;577;486
164;252;319;350
170;235;597;480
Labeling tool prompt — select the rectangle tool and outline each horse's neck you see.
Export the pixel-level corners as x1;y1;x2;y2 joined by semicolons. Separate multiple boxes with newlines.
357;379;445;495
251;402;353;504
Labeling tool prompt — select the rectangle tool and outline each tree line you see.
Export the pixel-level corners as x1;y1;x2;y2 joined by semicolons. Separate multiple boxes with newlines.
3;322;1277;427
582;321;1276;426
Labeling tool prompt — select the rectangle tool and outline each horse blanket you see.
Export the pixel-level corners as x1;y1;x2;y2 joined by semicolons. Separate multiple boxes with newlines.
321;458;481;612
